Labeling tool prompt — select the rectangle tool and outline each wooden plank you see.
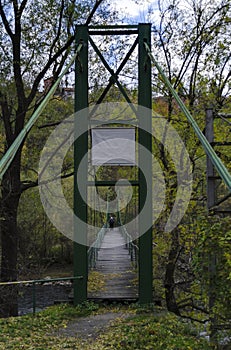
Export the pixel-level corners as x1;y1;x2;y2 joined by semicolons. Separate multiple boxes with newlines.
88;228;138;299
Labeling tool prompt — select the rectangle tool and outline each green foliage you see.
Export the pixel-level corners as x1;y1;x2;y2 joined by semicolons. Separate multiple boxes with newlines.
0;303;98;350
192;215;231;321
95;313;213;350
22;96;74;179
18;187;73;274
17;96;75;271
0;304;214;350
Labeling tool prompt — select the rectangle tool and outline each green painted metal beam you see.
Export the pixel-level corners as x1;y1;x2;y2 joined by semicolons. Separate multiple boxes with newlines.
87;180;139;186
74;25;89;305
89;25;138;29
138;24;153;304
89;30;138;35
89;119;139;125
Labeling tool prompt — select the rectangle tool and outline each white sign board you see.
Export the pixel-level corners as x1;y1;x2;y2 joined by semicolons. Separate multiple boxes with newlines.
91;128;136;166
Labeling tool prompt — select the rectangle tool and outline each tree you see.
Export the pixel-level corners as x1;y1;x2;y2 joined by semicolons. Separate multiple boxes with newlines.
0;0;110;317
17;96;75;275
149;0;231;324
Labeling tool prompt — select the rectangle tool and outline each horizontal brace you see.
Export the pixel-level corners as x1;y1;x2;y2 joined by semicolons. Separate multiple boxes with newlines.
89;119;139;125
89;30;138;35
89;25;138;29
211;142;231;146
207;176;222;180
217;114;231;119
209;192;231;209
88;180;139;186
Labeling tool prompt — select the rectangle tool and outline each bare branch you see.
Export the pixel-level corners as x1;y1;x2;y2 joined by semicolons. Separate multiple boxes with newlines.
0;1;14;40
181;315;209;324
85;0;105;25
21;171;74;192
49;0;65;59
38;121;61;129
26;35;75;107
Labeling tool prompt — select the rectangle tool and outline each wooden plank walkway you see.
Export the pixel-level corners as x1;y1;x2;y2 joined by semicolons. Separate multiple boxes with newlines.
88;228;138;300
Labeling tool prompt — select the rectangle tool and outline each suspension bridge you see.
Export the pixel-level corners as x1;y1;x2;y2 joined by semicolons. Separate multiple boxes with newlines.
0;24;230;306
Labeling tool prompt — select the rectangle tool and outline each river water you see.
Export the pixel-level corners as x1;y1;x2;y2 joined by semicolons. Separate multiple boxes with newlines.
18;282;72;315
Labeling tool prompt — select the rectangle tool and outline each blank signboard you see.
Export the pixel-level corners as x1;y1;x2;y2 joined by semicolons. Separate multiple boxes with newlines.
91;128;136;166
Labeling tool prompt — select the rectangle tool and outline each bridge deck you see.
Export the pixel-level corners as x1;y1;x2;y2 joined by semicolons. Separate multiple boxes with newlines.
88;228;138;300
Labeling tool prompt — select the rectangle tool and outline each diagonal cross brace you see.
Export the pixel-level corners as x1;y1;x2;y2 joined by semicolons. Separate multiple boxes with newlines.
94;37;138;106
89;36;139;117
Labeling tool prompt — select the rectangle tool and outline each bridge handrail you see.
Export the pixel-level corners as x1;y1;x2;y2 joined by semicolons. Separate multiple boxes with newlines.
117;197;139;267
88;224;107;269
117;207;139;268
0;276;83;315
119;224;139;268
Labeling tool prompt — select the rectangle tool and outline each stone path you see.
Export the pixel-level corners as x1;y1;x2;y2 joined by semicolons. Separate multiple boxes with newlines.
55;312;131;340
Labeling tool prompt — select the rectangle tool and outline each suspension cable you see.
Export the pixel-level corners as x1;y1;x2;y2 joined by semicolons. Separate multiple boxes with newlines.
0;44;83;180
144;42;231;192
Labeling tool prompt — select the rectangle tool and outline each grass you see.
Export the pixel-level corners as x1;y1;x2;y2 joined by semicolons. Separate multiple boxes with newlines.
92;312;213;350
0;302;216;350
0;303;97;350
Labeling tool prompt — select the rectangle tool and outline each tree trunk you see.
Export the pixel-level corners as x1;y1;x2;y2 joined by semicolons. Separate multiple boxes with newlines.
164;229;181;316
0;157;21;317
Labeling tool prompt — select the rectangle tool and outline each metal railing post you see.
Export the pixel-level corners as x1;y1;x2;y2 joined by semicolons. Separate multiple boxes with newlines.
32;282;36;315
